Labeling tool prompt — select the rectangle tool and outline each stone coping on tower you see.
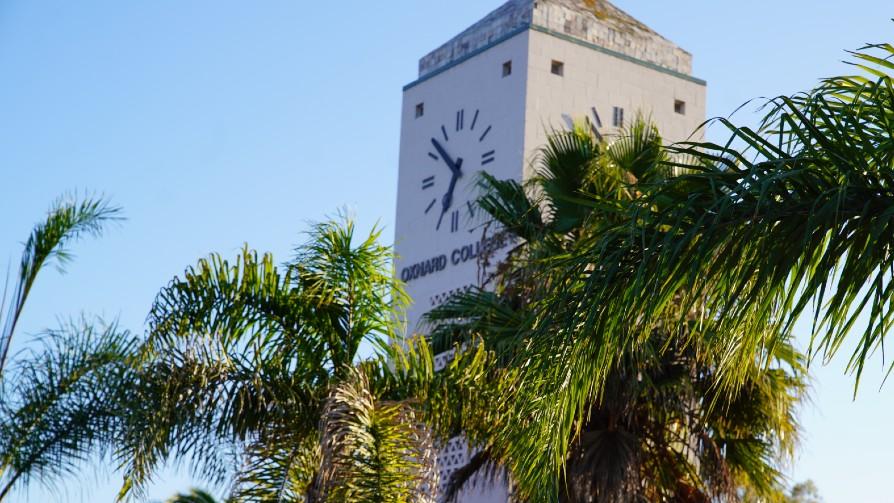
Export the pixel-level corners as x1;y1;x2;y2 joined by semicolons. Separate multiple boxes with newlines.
417;0;694;79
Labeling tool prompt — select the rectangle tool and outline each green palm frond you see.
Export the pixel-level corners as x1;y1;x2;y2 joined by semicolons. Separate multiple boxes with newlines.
534;126;601;234
604;115;667;184
117;331;322;500
0;195;121;374
147;247;315;364
120;250;316;498
118;216;419;501
231;429;320;503
0;319;136;500
292;216;407;371
475;172;544;243
425;288;528;356
547;41;894;390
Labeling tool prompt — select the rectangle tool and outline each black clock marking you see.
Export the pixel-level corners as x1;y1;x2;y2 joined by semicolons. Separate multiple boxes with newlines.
591;106;603;128
456;109;465;131
422;176;435;190
470;109;480;131
479;125;492;142
590;106;604;141
441;125;449;142
466;201;476;218
428;152;439;161
450;210;460;233
425;198;437;214
482;150;495;166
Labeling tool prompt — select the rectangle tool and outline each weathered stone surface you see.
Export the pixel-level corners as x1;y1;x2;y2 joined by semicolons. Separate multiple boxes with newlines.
418;0;693;78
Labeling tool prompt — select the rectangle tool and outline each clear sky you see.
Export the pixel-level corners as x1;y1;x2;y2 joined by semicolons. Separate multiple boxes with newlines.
1;1;892;501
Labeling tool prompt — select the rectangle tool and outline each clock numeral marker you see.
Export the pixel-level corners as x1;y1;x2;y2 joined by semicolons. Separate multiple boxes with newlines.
422;176;435;190
590;106;604;141
450;210;460;233
425;198;437;214
482;150;496;166
428;152;439;161
467;201;476;218
470;109;480;131
591;106;603;128
456;109;465;131
479;125;492;143
441;125;449;142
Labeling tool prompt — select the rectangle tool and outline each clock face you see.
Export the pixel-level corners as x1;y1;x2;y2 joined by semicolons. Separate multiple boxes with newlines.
420;108;496;234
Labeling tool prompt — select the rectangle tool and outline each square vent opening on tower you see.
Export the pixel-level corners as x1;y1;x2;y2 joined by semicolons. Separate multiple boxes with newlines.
503;60;512;77
551;60;565;76
675;100;687;115
415;103;424;119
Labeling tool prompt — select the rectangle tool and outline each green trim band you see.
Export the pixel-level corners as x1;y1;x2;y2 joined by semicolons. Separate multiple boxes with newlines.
403;23;707;91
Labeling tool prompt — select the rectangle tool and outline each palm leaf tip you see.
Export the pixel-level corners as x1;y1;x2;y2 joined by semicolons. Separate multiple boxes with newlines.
0;194;122;379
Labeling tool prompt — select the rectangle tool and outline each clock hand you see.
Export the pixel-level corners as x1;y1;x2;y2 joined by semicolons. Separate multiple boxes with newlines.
443;158;463;208
431;138;460;173
436;158;464;231
436;207;447;231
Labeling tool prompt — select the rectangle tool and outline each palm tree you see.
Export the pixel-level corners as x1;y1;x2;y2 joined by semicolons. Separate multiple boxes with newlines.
426;119;806;502
115;216;455;502
0;196;134;501
534;41;894;392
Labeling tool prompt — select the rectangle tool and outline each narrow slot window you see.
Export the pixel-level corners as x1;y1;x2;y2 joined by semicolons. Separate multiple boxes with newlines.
502;60;512;77
415;103;424;119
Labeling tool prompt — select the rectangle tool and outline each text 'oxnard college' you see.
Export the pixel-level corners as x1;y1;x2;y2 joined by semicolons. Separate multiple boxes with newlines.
400;233;513;283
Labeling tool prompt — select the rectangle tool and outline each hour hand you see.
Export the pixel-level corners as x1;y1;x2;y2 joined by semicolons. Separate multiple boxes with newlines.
431;138;458;172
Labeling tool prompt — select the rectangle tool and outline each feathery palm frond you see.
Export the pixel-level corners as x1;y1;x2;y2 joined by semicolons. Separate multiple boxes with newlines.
546;41;894;391
117;215;425;501
0;319;136;500
0;195;123;501
230;428;320;503
292;217;407;372
0;195;121;375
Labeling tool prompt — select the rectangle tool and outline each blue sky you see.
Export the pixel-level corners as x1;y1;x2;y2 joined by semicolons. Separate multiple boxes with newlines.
1;1;892;501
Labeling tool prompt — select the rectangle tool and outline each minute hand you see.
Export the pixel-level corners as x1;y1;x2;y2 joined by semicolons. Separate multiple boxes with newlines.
436;159;464;230
431;138;460;173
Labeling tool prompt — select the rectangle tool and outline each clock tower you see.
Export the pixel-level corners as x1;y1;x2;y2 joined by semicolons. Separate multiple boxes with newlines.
394;0;707;500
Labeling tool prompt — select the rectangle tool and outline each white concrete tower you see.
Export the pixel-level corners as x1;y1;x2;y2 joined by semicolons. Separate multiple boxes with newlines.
394;1;706;500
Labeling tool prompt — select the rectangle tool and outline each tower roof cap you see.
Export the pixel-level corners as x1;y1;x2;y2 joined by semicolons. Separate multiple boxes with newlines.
419;0;693;78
